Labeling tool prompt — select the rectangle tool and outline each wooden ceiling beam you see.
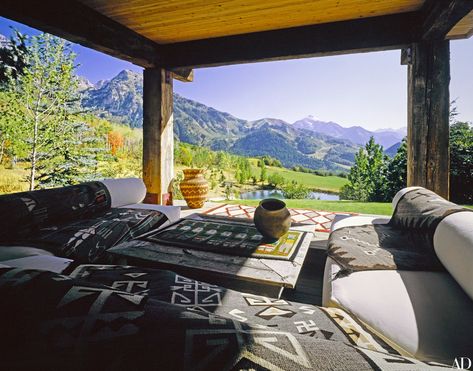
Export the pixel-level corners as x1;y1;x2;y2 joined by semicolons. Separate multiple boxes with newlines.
160;12;421;69
1;0;164;68
2;0;194;80
421;0;473;40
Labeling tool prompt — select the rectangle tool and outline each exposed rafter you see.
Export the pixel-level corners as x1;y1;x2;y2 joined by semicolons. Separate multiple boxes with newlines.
421;0;473;40
1;0;192;81
160;12;420;69
2;0;162;67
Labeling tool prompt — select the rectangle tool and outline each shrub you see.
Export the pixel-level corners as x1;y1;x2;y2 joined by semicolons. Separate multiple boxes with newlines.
280;181;311;199
172;171;184;200
267;173;285;188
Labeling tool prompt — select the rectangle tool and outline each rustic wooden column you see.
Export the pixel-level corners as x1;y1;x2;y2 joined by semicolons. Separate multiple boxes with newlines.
407;40;450;199
142;68;174;205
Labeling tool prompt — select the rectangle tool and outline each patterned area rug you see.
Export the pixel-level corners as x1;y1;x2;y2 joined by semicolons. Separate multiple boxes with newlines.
204;204;356;233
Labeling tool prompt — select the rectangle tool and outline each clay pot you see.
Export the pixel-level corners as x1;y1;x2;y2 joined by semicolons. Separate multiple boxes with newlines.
254;198;291;240
179;169;209;209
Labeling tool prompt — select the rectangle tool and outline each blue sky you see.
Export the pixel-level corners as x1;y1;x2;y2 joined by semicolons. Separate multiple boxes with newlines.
1;16;472;131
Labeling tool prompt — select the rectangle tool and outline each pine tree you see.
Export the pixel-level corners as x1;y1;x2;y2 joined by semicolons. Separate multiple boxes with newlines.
259;158;267;184
385;138;407;200
450;122;473;203
36;121;106;187
0;30;29;85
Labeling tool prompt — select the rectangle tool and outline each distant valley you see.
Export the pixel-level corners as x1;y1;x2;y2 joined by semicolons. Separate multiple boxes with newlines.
81;70;405;171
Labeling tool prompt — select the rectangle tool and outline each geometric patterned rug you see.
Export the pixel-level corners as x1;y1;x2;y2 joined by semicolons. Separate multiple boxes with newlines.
204;204;357;233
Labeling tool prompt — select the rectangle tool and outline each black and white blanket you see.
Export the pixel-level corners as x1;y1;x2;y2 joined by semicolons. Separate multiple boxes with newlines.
328;188;472;275
0;182;169;263
0;265;448;370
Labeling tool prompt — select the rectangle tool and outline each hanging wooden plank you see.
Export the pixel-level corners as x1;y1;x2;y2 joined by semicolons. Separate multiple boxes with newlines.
407;40;450;199
142;68;174;205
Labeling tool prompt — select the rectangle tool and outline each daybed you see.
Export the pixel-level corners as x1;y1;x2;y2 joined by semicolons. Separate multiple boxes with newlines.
0;178;180;269
323;186;473;364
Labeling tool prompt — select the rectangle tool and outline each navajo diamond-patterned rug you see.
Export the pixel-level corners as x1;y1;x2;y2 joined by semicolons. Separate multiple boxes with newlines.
204;204;356;233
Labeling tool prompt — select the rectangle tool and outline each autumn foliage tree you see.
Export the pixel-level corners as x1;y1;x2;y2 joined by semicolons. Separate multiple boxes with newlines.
108;130;124;156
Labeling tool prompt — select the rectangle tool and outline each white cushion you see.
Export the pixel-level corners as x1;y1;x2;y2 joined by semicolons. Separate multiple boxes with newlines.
434;211;473;300
0;255;73;273
331;215;390;232
101;178;147;207
323;257;473;363
120;203;181;225
0;246;53;261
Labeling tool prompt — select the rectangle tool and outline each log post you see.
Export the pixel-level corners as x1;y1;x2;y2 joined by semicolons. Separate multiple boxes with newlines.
407;40;450;199
142;68;174;205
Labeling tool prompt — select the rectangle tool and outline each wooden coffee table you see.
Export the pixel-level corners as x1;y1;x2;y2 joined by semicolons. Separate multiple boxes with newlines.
108;213;314;298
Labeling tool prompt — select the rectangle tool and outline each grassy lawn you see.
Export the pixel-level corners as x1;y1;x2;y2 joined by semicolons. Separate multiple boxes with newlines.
223;199;473;215
250;163;348;192
0;166;29;194
224;199;394;215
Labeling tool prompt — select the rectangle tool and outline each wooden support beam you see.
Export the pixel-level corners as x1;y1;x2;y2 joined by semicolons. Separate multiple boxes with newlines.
161;12;420;68
421;0;473;40
407;40;450;199
401;48;412;65
142;68;174;205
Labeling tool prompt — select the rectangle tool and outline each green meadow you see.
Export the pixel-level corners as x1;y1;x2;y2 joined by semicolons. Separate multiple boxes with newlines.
248;160;348;193
224;199;393;215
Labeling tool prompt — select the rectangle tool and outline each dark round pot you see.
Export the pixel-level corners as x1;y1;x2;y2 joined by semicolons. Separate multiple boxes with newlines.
254;198;291;240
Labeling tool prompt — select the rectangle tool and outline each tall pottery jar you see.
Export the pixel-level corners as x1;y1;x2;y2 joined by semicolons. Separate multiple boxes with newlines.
179;169;209;209
254;198;291;241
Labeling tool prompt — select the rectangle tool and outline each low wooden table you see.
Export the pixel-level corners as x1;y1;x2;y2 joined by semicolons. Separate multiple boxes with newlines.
108;214;314;298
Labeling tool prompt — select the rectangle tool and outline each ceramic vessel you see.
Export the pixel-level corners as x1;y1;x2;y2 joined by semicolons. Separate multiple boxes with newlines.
179;169;209;209
254;198;291;240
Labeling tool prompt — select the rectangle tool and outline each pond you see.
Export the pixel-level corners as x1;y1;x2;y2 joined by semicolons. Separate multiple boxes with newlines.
239;189;340;201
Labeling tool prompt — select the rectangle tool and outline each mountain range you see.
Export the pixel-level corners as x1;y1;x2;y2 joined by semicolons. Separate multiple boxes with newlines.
81;70;405;170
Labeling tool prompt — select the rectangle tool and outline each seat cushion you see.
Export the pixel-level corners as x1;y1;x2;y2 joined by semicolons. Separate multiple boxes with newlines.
0;266;450;370
0;255;73;273
10;208;169;263
331;215;390;232
323;257;473;364
0;246;53;262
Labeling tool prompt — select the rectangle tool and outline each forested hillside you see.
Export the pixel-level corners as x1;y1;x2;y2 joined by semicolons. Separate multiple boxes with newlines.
81;70;359;170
